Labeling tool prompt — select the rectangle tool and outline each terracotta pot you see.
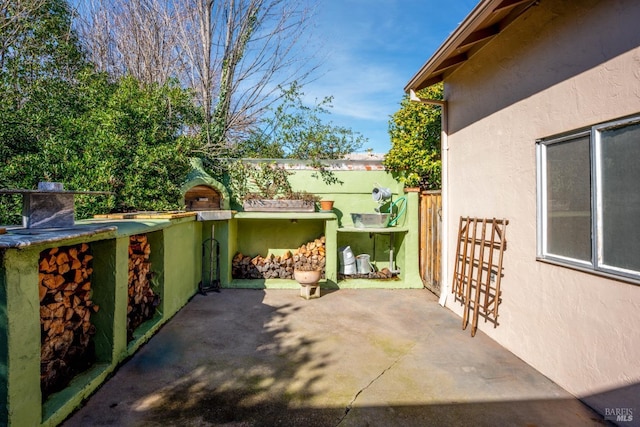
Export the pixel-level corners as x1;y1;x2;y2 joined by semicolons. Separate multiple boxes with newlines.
319;200;334;211
294;269;321;285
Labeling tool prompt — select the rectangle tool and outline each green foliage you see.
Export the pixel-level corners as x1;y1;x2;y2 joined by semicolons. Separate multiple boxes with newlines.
384;84;443;189
74;76;199;214
0;0;89;160
0;0;93;223
226;160;320;204
0;1;200;224
225;81;366;192
1;74;199;223
245;82;366;160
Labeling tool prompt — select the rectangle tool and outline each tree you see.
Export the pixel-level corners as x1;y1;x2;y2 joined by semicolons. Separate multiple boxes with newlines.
384;84;443;189
76;0;319;153
1;73;199;223
179;0;319;151
0;0;91;223
243;82;366;160
0;0;47;63
0;0;200;223
75;0;184;86
70;76;199;215
0;0;89;163
222;82;365;201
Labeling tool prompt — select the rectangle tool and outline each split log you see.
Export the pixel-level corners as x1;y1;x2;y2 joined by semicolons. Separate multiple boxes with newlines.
39;242;98;399
233;236;327;279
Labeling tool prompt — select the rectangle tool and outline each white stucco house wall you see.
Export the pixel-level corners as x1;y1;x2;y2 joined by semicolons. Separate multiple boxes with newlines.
406;0;640;421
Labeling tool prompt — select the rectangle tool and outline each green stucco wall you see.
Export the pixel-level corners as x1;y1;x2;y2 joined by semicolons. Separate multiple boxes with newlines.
0;164;421;426
217;167;421;290
3;248;42;426
0;217;201;427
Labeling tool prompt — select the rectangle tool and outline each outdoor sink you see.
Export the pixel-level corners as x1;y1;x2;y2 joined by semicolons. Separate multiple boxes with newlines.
351;213;390;228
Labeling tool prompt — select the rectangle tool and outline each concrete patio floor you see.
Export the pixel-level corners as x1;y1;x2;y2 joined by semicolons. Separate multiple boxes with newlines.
62;289;606;426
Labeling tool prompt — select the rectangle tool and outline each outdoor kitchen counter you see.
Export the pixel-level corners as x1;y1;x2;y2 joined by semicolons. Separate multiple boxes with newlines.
79;214;197;237
0;213;202;427
0;224;118;249
0;213;200;249
337;226;409;233
233;211;337;220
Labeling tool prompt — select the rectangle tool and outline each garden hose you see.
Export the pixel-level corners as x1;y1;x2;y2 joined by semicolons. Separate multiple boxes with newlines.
387;196;407;226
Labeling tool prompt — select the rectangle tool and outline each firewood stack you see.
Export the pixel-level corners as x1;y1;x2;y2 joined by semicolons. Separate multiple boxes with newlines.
39;243;98;399
233;236;326;279
127;234;160;341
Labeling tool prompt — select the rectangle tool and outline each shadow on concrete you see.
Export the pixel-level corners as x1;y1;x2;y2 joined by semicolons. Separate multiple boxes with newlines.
63;289;614;427
582;382;640;427
143;397;611;427
138;290;337;426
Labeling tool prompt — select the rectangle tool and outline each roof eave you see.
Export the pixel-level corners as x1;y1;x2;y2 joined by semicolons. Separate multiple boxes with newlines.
405;0;538;93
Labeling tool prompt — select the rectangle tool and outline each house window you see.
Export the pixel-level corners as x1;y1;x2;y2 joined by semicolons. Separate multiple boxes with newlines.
537;114;640;281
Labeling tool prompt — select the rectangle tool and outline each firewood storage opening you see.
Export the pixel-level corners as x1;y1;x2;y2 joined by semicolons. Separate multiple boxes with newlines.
230;213;336;285
127;233;161;342
39;243;98;400
233;236;326;279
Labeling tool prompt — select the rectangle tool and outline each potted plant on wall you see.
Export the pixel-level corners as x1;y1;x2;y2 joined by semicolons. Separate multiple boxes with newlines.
229;160;320;212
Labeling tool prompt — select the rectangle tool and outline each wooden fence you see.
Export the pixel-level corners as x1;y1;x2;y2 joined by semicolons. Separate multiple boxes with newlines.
419;190;442;295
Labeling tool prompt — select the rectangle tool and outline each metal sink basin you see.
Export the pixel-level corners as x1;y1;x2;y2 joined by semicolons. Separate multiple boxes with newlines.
351;213;390;228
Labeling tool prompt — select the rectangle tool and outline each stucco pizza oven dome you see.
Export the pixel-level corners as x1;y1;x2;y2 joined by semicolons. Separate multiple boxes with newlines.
180;158;230;211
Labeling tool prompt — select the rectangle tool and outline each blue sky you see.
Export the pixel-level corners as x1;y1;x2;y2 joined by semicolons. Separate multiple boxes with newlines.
303;0;478;153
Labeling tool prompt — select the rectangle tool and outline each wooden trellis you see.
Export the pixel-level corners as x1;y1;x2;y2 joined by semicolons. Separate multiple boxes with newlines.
452;217;508;337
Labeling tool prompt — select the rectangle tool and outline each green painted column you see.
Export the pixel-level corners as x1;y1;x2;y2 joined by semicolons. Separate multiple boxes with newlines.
113;236;132;360
3;248;42;426
223;218;238;287
162;221;200;316
402;190;422;287
90;238;120;363
324;218;338;287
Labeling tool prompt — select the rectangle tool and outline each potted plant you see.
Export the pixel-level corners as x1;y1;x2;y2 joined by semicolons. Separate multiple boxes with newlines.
228;161;320;212
319;199;334;211
294;264;322;299
243;190;319;212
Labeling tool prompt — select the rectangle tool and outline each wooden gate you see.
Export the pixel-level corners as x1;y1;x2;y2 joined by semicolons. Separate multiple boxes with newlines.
419;190;442;295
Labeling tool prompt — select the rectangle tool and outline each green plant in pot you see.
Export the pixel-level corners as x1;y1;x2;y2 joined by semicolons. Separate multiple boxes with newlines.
319;199;334;211
229;160;319;212
294;264;322;299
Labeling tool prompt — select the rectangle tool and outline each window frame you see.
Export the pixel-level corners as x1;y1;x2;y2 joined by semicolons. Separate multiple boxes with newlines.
536;114;640;282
